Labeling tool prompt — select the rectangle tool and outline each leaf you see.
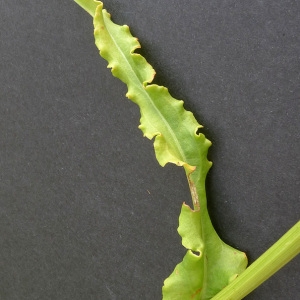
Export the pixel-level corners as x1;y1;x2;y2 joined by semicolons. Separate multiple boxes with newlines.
93;3;206;175
75;1;248;298
163;203;247;299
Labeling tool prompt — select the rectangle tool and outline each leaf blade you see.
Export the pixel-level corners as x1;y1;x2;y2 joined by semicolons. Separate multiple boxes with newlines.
93;3;210;173
89;2;248;298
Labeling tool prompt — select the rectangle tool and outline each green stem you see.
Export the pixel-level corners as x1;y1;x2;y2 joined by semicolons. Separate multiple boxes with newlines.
212;221;300;300
74;0;98;17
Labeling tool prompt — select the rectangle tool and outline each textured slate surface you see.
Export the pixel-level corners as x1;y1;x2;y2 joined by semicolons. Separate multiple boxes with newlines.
1;1;299;299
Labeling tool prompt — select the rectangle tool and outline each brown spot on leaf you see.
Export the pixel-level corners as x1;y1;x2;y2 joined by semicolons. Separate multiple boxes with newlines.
191;288;202;299
187;174;200;211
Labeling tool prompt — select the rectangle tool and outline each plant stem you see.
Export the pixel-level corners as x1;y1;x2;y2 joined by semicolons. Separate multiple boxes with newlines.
74;0;97;17
212;221;300;300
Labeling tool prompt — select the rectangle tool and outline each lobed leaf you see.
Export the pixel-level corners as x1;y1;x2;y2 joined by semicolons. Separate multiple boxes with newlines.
75;1;248;298
93;2;209;176
163;203;247;299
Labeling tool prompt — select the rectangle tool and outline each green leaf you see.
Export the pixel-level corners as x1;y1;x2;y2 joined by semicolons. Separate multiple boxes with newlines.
163;203;247;299
75;1;248;298
163;204;205;299
93;2;205;174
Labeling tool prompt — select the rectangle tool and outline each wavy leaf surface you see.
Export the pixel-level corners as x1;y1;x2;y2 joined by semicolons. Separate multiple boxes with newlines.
75;1;248;298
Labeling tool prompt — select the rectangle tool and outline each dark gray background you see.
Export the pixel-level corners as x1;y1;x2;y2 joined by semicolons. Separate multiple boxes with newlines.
1;0;299;299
